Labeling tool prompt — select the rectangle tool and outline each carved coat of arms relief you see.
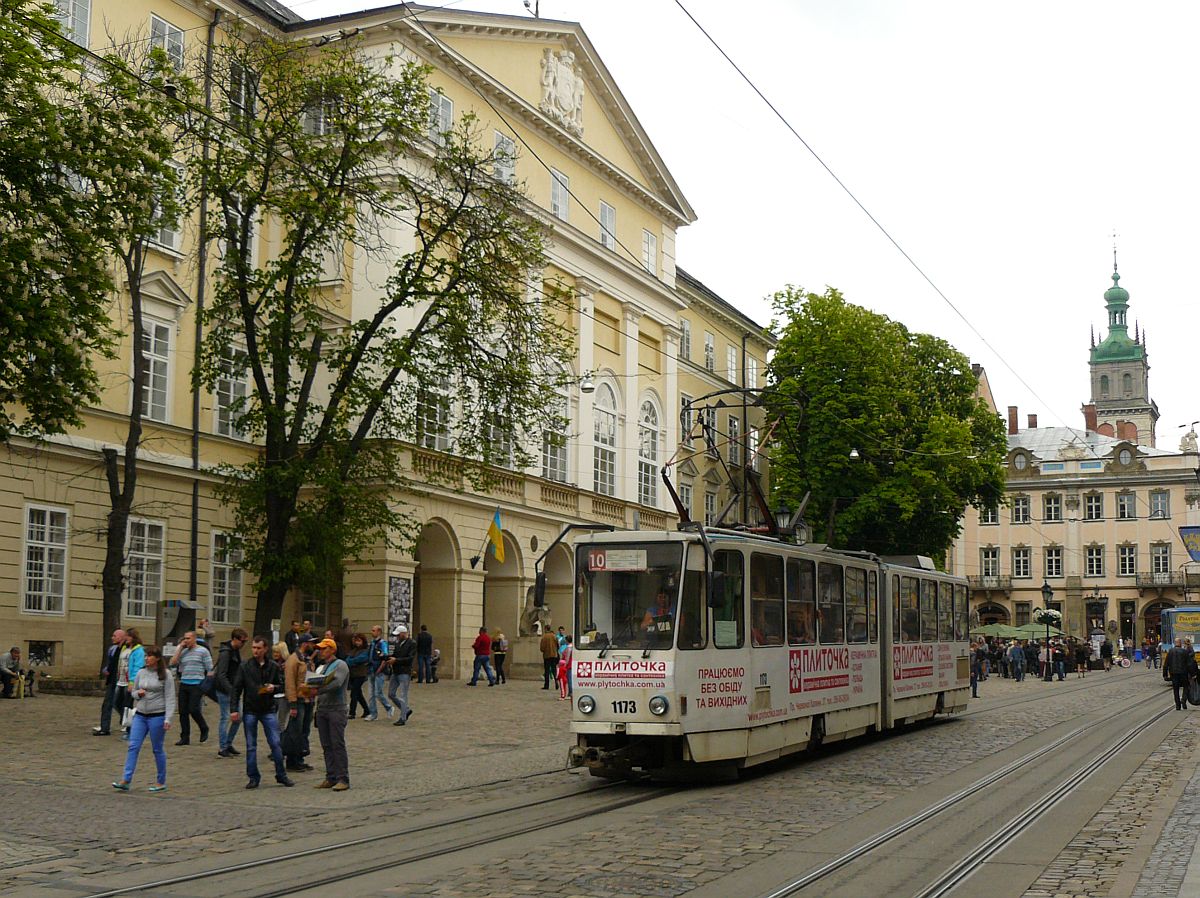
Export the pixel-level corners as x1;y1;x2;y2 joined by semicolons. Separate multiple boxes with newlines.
540;48;584;136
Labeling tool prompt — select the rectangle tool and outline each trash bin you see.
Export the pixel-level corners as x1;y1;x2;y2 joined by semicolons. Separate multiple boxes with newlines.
1134;649;1143;662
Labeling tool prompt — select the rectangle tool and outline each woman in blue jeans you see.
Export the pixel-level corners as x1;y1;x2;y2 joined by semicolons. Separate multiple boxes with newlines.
113;645;175;792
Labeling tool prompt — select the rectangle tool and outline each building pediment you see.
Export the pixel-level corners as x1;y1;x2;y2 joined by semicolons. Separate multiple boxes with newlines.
131;269;191;329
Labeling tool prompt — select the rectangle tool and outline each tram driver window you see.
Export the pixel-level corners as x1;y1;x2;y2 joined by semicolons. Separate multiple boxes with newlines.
818;562;845;644
712;550;744;649
750;553;784;646
920;579;938;642
787;558;816;645
845;567;868;644
900;576;920;643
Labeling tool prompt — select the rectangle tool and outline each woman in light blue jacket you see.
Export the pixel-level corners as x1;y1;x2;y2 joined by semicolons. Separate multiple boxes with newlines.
113;645;175;793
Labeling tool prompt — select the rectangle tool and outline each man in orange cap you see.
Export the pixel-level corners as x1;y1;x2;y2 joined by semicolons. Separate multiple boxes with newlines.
308;638;351;790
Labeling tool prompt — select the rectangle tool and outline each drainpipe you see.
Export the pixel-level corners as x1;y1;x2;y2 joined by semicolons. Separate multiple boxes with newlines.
189;8;221;604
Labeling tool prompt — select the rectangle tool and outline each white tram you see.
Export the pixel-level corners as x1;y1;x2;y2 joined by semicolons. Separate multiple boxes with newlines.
563;528;971;778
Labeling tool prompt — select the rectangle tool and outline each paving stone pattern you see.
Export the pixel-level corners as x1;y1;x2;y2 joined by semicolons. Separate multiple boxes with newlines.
1129;725;1200;898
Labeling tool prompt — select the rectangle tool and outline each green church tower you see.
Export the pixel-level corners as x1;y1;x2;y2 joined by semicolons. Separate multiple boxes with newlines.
1088;255;1158;446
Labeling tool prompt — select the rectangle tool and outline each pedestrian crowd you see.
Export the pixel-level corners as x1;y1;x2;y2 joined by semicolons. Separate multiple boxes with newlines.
968;634;1154;698
86;617;563;794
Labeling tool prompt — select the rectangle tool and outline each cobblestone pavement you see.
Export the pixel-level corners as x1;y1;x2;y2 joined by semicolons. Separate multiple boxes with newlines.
1129;719;1200;898
1;668;1186;897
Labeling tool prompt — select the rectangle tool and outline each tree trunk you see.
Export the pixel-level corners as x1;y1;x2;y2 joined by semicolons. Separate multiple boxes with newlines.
101;446;137;652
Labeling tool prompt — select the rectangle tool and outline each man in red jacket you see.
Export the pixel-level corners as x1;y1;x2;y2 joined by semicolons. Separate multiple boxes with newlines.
467;627;496;687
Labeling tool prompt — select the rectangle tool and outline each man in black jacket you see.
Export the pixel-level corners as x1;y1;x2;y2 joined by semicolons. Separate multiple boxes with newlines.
1166;638;1199;710
215;628;247;757
230;635;294;788
416;625;434;684
390;626;417;726
93;628;125;736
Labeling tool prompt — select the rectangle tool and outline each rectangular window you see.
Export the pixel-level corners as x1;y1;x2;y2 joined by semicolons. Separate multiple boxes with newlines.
550;169;569;221
215;347;248;438
1043;494;1062;522
938;581;954;641
150;162;183;252
126;520;165;619
303;98;335;136
1015;602;1031;627
23;506;67;614
679;319;691;361
787;558;816;645
818;562;845;643
704;491;717;526
54;0;89;45
919;579;937;642
703;407;719;459
599;201;616;251
727;345;738;382
750;553;784;646
955;584;969;640
230;62;257;129
1152;544;1170;574
899;575;920;642
1086;546;1105;577
427;88;452;143
1118;545;1137;576
140;319;171;423
747;427;759;472
493;131;516;184
980;547;999;577
211;532;242;624
637;460;657;508
703;332;715;372
641;229;657;274
150;15;184;69
1012;547;1031;578
713;550;744;648
416;378;451;452
1117;492;1136;520
1011;496;1030;524
678;481;692;517
680;394;694;446
846;567;868;643
593;403;616;497
541;398;568;483
980;505;998;525
1045;546;1063;578
868;572;879;643
1150;490;1170;519
1085;493;1103;520
746;356;758;389
728;416;740;466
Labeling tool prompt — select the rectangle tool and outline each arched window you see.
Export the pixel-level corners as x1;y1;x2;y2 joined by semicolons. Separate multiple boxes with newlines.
1122;373;1133;395
1100;375;1109;397
638;400;659;507
593;384;617;496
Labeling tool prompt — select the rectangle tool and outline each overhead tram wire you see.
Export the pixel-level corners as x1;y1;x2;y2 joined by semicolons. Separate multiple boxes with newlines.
671;1;1079;435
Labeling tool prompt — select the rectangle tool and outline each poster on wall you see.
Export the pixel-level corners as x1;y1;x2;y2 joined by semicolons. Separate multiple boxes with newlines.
387;576;412;646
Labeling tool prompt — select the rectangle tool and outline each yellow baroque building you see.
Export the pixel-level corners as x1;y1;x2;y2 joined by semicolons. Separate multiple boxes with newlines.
6;0;774;678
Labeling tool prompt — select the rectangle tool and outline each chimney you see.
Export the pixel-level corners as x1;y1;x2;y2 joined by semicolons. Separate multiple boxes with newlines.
1008;406;1019;435
1083;403;1098;433
1028;414;1038;429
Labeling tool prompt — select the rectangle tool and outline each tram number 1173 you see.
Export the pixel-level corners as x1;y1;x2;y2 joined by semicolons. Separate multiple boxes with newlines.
612;700;637;714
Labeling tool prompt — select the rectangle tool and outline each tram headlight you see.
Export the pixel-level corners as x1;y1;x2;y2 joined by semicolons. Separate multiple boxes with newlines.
649;695;669;716
577;695;596;715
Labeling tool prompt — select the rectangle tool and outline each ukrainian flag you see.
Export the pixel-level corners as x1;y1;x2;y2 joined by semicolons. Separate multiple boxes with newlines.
486;508;505;563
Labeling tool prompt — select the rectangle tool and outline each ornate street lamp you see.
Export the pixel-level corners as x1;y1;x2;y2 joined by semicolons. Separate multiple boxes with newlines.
1034;581;1061;681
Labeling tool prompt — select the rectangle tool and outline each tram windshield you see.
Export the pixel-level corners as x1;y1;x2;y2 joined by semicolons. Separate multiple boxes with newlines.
574;543;683;651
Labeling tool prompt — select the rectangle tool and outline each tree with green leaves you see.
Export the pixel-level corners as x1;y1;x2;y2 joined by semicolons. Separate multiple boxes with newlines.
0;0;119;441
195;31;572;627
766;287;1005;561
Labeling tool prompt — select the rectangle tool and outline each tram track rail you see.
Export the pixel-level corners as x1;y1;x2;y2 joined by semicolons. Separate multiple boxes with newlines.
79;780;673;898
958;667;1161;718
758;690;1169;898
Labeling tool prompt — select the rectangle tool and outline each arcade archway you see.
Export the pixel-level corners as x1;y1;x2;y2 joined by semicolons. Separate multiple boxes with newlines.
413;519;460;675
976;602;1010;625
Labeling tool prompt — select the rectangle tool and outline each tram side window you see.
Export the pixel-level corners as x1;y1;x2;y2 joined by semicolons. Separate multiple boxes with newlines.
818;562;845;644
892;574;902;644
787;558;816;645
868;571;878;643
750;553;784;646
954;585;969;640
845;567;868;643
901;576;920;643
678;555;707;650
938;582;954;641
920;579;938;642
713;550;744;649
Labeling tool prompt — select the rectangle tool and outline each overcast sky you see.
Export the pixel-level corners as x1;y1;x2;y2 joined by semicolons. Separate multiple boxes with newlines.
287;0;1200;448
